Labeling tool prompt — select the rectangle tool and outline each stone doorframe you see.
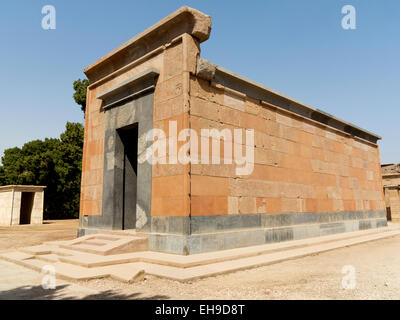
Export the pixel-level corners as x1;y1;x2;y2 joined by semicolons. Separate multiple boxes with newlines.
79;69;159;235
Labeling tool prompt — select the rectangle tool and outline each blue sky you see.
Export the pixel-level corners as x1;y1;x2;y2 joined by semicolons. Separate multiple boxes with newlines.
0;0;399;164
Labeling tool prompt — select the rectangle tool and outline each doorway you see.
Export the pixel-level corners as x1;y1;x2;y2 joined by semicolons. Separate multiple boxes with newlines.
20;192;34;224
98;90;154;233
117;123;139;230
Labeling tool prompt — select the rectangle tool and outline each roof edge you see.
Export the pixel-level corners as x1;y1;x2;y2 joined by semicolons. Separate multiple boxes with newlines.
84;6;211;83
196;59;381;144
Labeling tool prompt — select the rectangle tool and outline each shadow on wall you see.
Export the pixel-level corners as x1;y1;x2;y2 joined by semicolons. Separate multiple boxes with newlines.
0;284;169;300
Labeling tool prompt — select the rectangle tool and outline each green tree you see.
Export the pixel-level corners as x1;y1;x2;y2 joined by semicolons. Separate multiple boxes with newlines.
54;122;84;217
73;78;89;113
0;166;5;185
0;122;84;219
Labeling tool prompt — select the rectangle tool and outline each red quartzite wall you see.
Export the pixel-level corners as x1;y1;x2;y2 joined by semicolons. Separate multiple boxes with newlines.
78;7;386;254
189;76;385;216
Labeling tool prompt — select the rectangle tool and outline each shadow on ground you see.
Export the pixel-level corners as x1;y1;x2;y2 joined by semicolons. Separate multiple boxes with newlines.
0;284;169;300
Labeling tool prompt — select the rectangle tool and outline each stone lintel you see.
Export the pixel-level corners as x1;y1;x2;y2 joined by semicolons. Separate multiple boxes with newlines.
0;185;46;193
84;6;211;83
383;185;400;190
196;58;381;144
382;173;400;178
96;68;159;100
96;68;159;110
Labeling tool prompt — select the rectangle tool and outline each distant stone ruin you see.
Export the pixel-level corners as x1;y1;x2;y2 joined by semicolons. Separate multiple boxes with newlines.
381;164;400;221
0;185;45;226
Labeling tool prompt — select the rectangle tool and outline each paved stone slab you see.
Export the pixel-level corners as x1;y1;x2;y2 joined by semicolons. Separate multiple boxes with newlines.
56;225;400;269
0;259;99;299
59;234;147;255
20;245;53;255
0;251;33;262
2;225;400;283
59;252;141;268
35;254;60;263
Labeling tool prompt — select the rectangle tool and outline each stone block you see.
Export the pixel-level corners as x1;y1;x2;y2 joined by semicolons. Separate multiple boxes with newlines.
240;112;266;133
154;95;184;121
191;195;228;216
245;96;261;115
153;162;185;177
152;196;188;217
238;197;256;214
190;77;223;104
154;74;183;103
190;96;219;120
217;104;241;127
228;197;239;215
275;111;292;127
191;163;236;178
152;175;186;197
191;175;229;196
163;41;183;80
256;198;267;213
223;89;245;112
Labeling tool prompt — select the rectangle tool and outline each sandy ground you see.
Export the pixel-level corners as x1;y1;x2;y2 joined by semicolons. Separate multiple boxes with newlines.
0;220;78;253
0;220;400;299
79;234;400;300
0;259;100;299
0;220;102;299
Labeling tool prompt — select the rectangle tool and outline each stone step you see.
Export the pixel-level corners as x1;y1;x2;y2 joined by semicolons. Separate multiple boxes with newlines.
8;256;49;273
98;229;147;238
60;236;147;255
57;227;400;283
59;252;139;268
92;235;121;242
49;224;398;269
20;245;75;257
81;239;113;246
2;225;400;283
35;253;60;263
1;255;146;283
44;240;73;246
53;233;128;247
0;251;34;262
104;264;146;283
20;245;53;255
143;228;400;282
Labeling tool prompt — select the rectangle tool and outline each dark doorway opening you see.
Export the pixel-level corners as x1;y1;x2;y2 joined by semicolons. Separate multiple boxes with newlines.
117;123;139;230
386;206;392;221
20;192;34;224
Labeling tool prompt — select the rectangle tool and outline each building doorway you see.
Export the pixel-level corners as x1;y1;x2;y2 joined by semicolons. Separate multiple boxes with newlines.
117;123;139;230
19;192;35;224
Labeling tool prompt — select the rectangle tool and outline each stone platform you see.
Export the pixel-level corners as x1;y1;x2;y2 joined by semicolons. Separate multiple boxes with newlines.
1;224;400;283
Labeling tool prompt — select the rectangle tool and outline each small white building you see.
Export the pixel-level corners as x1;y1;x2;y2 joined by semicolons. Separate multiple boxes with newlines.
0;185;45;226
